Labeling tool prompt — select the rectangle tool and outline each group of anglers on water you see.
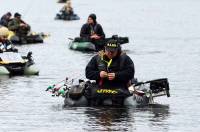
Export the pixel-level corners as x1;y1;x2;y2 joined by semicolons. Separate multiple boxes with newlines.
50;11;170;106
0;14;39;75
56;1;127;51
1;7;171;107
0;12;45;44
69;13;129;52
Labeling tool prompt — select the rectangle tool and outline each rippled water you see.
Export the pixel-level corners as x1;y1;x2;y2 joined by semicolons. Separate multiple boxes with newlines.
1;0;200;131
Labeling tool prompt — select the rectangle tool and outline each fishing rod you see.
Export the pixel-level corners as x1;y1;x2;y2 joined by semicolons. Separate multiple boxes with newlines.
46;77;76;97
46;77;68;91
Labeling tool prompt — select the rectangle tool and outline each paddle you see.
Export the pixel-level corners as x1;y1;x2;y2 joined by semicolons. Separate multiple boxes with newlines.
68;37;74;40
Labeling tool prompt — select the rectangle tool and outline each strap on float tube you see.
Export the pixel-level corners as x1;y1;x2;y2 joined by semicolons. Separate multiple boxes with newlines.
100;54;113;68
99;56;112;87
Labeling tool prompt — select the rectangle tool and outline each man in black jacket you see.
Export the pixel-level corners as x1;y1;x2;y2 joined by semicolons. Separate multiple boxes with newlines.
85;39;134;105
86;39;134;89
80;13;105;51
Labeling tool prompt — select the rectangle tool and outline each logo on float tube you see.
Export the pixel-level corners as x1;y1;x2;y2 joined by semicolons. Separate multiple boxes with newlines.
96;89;118;94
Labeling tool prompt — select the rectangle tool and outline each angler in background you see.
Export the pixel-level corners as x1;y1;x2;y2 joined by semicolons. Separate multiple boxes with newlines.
0;12;12;27
55;0;80;21
61;0;74;16
80;13;105;51
8;13;31;42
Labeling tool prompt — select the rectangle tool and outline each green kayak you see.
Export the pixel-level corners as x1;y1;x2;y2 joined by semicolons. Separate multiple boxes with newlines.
69;41;96;51
68;36;129;52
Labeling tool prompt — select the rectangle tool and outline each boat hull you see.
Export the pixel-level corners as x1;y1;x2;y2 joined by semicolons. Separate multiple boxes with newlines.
69;41;96;51
0;66;10;75
0;52;39;75
0;64;39;75
68;36;129;52
55;13;80;21
24;64;39;75
9;34;43;44
47;78;170;107
64;94;150;107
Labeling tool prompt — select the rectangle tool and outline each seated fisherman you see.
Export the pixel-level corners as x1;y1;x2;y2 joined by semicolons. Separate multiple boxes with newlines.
8;13;31;40
61;0;74;16
85;39;135;105
80;13;105;51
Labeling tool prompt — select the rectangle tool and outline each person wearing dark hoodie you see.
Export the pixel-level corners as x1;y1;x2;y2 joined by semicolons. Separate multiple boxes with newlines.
0;12;12;27
85;39;135;105
80;14;105;51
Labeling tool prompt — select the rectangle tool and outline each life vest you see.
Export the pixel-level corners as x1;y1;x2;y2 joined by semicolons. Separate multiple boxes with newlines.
96;50;133;87
89;24;98;36
96;50;127;72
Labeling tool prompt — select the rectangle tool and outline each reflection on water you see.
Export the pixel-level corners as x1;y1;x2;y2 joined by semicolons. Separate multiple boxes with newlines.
0;75;10;82
0;76;15;98
80;104;170;131
84;107;132;131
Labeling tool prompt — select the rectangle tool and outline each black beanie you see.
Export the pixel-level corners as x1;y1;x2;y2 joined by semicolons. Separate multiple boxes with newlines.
88;13;96;23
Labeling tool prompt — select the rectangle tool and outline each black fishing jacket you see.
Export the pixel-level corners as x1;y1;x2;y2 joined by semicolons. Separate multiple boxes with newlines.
85;52;135;89
80;23;105;40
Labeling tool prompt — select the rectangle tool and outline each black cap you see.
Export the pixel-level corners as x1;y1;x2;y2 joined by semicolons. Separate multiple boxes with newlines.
105;39;120;52
88;13;96;23
14;12;21;17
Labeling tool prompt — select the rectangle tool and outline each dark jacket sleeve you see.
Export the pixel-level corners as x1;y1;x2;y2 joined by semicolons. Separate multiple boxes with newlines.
96;24;105;39
0;17;7;27
80;24;90;39
85;55;101;80
115;55;135;82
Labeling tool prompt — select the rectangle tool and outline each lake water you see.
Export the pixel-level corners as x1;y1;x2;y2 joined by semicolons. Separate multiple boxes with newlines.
0;0;200;131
